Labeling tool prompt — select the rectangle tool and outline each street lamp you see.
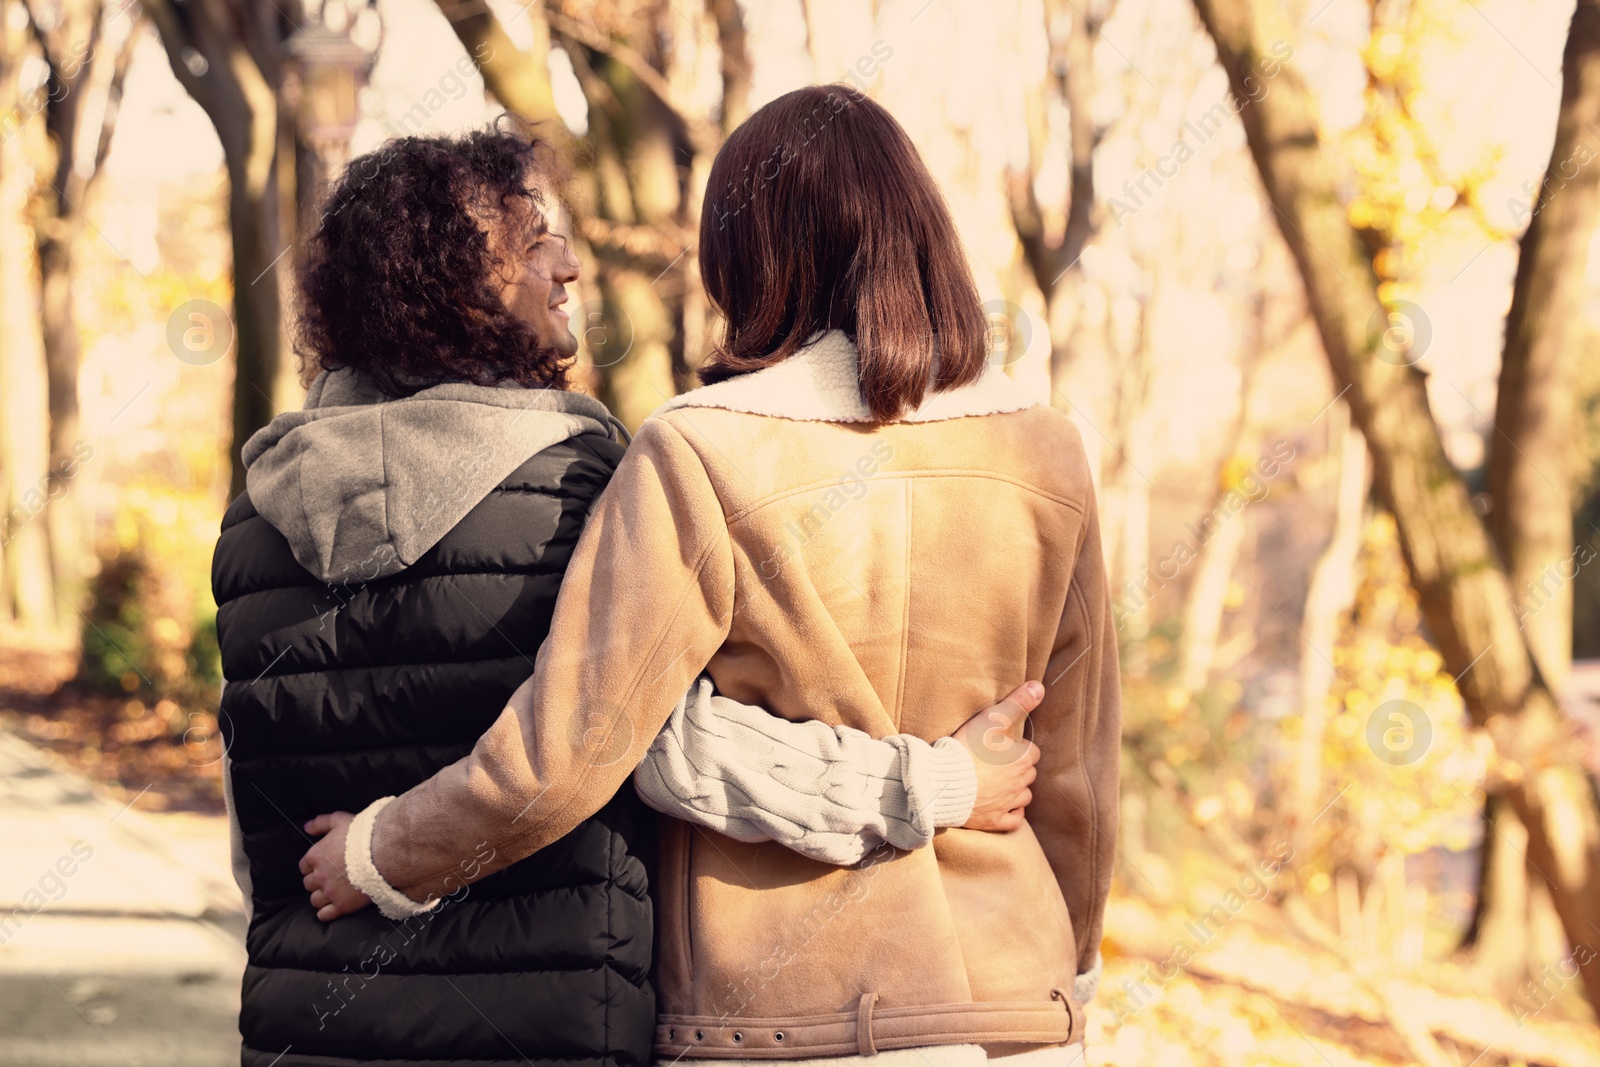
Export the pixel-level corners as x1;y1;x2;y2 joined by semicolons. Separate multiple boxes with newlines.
285;10;379;175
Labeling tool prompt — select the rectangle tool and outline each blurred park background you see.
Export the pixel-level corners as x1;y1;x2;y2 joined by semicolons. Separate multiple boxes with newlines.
1;0;1599;1064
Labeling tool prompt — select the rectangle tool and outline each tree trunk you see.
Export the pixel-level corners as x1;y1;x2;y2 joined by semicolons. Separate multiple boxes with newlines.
1192;0;1600;1017
1008;0;1100;435
1106;278;1157;675
144;0;288;499
1177;288;1268;696
707;0;748;131
433;0;560;129
0;0;53;629
37;20;93;606
1009;0;1096;299
1463;795;1569;994
1466;0;1600;993
559;27;682;428
225;155;286;499
1291;400;1368;853
34;0;138;625
1487;5;1598;696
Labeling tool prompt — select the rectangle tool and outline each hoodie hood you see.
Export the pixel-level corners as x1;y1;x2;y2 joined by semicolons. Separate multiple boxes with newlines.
242;368;629;584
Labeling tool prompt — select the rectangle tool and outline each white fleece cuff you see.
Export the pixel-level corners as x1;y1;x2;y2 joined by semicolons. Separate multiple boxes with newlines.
345;797;440;920
919;737;979;828
1073;953;1103;1004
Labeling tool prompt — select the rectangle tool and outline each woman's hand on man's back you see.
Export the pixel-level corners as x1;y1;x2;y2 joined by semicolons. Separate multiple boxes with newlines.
950;681;1043;833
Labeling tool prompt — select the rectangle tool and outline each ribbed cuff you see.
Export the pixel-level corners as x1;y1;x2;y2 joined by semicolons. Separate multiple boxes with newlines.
345;797;440;920
921;737;979;828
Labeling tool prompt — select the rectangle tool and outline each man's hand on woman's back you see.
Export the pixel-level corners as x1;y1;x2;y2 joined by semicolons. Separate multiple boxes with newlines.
951;681;1043;832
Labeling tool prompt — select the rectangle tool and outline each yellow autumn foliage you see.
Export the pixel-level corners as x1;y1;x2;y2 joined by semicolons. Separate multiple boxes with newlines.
1287;512;1485;872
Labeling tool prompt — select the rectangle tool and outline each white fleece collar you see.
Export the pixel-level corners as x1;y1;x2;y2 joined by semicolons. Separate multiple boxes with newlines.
656;330;1036;423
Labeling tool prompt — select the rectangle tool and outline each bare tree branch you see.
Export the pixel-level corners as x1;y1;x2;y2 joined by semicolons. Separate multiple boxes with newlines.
544;4;717;154
433;0;563;131
1010;0;1099;294
707;0;748;134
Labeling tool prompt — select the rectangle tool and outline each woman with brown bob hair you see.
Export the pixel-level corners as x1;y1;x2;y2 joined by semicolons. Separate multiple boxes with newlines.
304;88;1121;1067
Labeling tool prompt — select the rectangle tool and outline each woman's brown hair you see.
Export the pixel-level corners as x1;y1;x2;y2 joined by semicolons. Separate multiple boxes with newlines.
697;86;988;420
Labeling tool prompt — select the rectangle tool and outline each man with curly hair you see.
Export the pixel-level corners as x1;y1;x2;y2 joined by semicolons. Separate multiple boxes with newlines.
210;125;1042;1067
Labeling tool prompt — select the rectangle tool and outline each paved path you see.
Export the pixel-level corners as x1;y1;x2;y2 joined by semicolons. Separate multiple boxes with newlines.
0;729;245;1065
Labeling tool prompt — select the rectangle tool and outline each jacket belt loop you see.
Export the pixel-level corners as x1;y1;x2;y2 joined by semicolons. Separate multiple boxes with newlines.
1051;988;1084;1044
856;992;879;1056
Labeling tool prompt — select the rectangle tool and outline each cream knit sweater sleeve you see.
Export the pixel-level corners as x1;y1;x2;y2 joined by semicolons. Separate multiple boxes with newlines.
632;676;979;866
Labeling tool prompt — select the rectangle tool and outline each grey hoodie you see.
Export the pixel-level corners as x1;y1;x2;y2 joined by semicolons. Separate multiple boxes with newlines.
241;368;629;584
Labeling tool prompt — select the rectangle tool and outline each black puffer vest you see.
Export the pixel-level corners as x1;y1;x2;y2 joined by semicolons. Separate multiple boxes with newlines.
212;432;654;1067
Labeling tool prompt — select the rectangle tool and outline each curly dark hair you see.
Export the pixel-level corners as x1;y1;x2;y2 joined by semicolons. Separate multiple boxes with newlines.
296;126;572;395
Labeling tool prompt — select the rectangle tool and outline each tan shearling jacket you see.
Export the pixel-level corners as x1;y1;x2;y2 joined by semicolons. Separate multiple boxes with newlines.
361;330;1122;1058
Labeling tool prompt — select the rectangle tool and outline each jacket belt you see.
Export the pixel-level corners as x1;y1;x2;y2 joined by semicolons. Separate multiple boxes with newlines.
655;991;1085;1059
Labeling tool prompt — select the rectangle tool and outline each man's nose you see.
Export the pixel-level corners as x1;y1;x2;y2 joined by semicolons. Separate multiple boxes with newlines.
554;239;580;283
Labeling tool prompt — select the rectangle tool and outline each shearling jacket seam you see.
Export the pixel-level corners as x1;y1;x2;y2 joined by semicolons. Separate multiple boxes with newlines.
893;481;913;731
723;470;1086;526
651;412;745;515
1066;570;1098;973
654;330;1036;424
